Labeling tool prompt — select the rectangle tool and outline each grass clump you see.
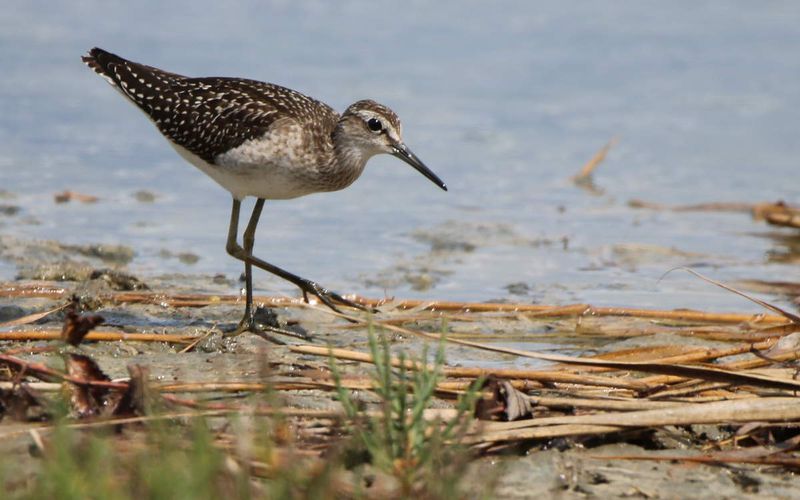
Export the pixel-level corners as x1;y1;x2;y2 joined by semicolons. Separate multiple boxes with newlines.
331;329;484;498
9;414;337;499
19;420;245;500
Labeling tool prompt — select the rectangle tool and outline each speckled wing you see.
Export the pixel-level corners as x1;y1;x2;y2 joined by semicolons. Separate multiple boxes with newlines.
82;47;338;164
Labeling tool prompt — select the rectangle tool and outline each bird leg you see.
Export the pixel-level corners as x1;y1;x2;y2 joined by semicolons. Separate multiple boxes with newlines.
229;198;266;336
242;199;264;316
225;199;371;330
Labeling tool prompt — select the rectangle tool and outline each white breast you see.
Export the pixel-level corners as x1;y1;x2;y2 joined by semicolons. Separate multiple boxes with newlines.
170;122;323;201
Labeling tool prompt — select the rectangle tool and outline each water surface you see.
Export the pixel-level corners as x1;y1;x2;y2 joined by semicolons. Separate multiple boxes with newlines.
1;1;799;312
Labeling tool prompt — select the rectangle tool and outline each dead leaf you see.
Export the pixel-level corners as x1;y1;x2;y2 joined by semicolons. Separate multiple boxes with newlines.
111;364;150;417
54;190;99;204
475;376;534;421
0;384;48;422
762;332;800;358
64;354;112;418
60;299;104;347
572;137;618;183
753;201;800;228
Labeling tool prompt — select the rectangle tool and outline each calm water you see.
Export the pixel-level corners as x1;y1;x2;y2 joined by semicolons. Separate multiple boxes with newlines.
1;1;799;312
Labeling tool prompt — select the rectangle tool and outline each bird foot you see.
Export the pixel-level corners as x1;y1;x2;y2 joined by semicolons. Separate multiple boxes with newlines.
224;306;281;340
225;306;312;344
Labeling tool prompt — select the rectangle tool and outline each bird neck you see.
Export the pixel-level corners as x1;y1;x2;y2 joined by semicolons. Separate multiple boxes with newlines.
321;126;371;191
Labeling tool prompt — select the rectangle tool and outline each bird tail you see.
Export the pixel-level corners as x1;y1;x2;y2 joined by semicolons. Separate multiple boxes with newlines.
81;47;128;87
82;47;187;93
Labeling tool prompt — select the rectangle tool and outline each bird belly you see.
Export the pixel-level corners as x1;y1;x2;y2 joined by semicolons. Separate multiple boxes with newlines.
170;142;317;200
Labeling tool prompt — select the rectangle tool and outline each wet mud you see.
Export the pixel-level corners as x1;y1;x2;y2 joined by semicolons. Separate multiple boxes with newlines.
1;234;798;498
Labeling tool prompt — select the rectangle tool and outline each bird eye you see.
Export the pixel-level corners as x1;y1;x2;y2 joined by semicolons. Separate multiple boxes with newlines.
367;118;383;133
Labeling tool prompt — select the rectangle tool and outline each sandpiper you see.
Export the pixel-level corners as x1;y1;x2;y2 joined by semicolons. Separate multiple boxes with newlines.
82;47;447;334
